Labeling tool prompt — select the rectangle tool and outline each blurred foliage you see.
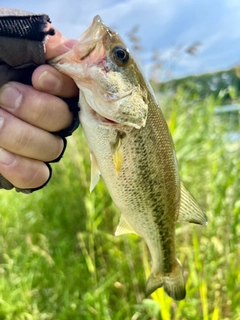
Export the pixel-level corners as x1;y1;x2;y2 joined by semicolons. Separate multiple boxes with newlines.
1;69;240;318
155;68;240;104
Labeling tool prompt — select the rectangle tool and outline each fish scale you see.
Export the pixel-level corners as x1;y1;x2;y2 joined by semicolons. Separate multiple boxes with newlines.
50;15;207;300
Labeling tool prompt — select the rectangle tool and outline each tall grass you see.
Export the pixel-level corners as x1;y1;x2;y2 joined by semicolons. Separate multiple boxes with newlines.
0;84;240;319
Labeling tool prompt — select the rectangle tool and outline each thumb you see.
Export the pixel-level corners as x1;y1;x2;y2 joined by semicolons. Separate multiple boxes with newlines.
45;24;77;60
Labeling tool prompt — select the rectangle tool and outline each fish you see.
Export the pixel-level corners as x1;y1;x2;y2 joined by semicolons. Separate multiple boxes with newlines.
49;15;207;301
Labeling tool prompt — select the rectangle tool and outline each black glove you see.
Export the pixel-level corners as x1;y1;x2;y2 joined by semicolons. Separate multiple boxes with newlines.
0;10;80;193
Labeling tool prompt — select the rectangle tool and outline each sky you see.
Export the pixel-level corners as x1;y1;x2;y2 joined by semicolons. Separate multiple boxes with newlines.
2;0;240;80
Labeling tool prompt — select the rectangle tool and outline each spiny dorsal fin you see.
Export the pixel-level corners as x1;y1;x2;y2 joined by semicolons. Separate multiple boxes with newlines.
90;152;100;193
178;181;207;226
115;215;138;236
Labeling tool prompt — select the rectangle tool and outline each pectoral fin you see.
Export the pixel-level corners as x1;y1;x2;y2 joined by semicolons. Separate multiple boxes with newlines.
90;152;100;193
178;181;207;226
111;132;125;175
115;215;137;236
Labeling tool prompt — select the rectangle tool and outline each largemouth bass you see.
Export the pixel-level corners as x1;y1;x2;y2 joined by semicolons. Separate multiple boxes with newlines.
50;16;207;301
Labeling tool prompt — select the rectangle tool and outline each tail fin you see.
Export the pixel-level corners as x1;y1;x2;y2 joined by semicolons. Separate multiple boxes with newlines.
146;260;186;301
163;263;186;300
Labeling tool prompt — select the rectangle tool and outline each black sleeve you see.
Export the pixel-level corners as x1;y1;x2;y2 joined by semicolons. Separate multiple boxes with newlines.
0;7;79;193
0;8;54;86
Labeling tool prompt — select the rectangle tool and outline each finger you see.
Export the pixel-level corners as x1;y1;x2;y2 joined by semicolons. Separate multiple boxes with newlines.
0;109;64;162
0;81;73;131
32;65;79;98
0;148;50;189
44;24;77;60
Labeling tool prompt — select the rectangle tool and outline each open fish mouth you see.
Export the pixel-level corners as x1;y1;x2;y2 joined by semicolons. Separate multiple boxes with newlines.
78;15;104;44
75;15;108;63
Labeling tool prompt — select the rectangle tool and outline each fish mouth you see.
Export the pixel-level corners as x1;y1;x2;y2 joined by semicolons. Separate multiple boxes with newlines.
78;15;104;44
50;16;109;74
75;16;108;63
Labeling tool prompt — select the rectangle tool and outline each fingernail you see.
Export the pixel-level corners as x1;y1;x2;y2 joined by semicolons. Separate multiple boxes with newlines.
0;84;22;109
37;71;62;92
0;148;16;165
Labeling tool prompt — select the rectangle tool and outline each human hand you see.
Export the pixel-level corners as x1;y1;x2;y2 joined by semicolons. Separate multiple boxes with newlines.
0;26;79;191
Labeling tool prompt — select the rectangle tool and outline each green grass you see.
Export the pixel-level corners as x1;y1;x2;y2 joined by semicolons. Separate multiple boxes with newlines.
0;85;240;319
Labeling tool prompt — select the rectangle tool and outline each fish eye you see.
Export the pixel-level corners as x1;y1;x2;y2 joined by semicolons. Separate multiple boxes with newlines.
112;46;130;66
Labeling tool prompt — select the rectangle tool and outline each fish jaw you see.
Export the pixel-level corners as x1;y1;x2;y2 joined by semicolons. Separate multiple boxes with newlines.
49;16;106;79
49;16;148;129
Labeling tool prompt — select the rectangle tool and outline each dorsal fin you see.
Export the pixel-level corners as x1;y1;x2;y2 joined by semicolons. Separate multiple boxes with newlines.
115;215;138;236
178;181;207;226
90;152;100;193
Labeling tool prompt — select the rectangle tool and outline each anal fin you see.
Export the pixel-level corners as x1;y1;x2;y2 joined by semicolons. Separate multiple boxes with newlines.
178;181;207;226
115;215;137;236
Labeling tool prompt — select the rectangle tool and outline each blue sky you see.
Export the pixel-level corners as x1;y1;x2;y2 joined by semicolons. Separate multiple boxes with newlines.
2;0;240;80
